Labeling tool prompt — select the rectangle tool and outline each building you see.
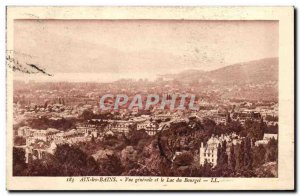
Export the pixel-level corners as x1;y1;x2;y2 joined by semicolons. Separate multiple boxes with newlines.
17;126;33;137
53;129;83;143
137;120;158;136
199;137;219;167
231;111;261;125
199;133;243;167
255;133;278;146
153;114;173;121
105;120;134;134
263;133;278;140
32;128;60;142
76;123;97;136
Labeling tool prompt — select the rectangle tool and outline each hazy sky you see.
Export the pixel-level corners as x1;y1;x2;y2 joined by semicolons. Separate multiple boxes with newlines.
13;20;278;82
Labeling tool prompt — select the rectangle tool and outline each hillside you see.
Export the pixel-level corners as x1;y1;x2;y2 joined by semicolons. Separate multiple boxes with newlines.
207;58;278;85
164;58;278;85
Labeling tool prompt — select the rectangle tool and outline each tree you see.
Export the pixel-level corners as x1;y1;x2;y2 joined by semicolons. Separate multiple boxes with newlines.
13;147;26;176
229;145;236;171
121;146;138;173
89;150;122;175
173;152;194;166
156;122;193;163
14;136;26;146
227;121;243;134
226;112;232;123
244;137;253;169
266;138;278;162
252;145;266;167
44;101;48;109
54;144;91;175
243;119;264;140
91;134;95;143
25;159;50;176
80;109;94;120
237;140;245;170
188;117;203;130
217;141;228;167
127;129;149;146
85;156;99;176
265;115;278;122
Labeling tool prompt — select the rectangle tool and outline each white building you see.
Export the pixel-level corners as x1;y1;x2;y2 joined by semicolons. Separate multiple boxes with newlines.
17;126;33;137
76;124;97;136
263;133;278;140
105;120;134;134
137;120;158;136
255;133;278;146
32;128;60;142
199;137;219;167
199;133;243;167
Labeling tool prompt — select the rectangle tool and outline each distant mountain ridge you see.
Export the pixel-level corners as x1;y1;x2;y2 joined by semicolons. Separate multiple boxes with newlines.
207;57;278;84
164;57;278;85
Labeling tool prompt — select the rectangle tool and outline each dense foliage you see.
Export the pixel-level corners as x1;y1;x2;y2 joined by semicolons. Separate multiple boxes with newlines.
13;119;277;177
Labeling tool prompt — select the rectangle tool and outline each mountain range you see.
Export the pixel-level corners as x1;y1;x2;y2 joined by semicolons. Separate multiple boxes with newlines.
163;57;278;85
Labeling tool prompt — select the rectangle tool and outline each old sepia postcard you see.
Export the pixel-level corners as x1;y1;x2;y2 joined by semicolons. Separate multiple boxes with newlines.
6;7;294;191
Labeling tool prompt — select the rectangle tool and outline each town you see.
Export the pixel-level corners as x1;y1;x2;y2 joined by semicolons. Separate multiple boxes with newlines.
12;76;278;177
99;93;200;111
